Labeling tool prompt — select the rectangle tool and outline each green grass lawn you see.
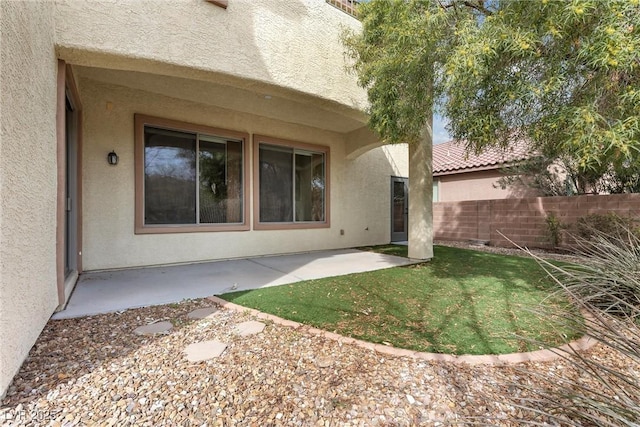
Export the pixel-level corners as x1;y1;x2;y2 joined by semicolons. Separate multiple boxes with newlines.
220;245;580;355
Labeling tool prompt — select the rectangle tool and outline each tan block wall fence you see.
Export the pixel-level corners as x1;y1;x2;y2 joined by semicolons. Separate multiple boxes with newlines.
434;194;640;249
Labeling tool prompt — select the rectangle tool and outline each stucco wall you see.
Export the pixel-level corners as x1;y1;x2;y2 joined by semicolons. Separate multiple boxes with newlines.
0;2;58;397
435;169;537;202
344;143;408;239
54;0;366;113
80;77;406;270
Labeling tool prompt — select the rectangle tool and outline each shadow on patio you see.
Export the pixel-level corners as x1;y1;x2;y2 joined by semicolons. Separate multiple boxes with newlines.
54;249;413;319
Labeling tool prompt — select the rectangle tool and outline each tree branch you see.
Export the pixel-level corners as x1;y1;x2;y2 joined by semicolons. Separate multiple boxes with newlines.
438;0;494;16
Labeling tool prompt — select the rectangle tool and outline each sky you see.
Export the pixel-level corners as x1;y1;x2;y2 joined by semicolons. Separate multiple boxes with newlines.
432;113;451;145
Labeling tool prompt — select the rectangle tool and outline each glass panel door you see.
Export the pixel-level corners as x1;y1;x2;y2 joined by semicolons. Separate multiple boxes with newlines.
390;177;408;242
64;94;79;278
65;98;72;276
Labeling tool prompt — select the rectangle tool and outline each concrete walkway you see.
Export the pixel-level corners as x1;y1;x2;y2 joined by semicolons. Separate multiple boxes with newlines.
53;249;413;319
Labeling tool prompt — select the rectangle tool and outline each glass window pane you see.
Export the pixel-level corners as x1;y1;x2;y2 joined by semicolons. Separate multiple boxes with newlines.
393;181;405;233
225;139;244;223
295;152;325;221
432;180;439;202
198;138;226;223
260;144;293;222
311;153;325;221
144;127;196;224
199;137;243;224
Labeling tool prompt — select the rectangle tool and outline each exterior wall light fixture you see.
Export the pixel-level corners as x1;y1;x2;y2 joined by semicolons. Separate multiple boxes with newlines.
107;151;119;166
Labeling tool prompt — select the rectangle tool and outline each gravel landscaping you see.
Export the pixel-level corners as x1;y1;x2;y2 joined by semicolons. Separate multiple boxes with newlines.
0;295;630;426
1;243;629;426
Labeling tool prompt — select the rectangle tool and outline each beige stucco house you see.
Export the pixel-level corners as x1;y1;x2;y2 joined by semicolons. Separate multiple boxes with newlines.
432;140;537;202
0;0;434;396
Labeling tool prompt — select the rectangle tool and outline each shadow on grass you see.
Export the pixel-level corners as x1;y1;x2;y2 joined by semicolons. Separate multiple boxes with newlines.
220;245;576;355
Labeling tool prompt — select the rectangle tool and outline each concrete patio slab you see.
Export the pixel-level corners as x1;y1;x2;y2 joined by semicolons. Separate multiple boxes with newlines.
53;249;413;319
250;249;411;281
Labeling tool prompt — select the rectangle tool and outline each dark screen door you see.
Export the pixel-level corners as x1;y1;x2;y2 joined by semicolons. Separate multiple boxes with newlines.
391;177;408;242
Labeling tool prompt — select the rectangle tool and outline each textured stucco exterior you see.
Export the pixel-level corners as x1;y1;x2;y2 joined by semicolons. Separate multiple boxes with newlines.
435;169;539;202
79;75;407;270
54;0;368;121
57;0;410;271
0;0;417;397
0;1;58;397
408;125;434;260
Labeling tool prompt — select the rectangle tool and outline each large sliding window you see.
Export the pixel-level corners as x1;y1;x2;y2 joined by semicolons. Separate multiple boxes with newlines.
254;136;329;229
135;115;249;233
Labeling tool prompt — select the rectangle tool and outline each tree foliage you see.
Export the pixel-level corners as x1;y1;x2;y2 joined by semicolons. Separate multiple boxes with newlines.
497;155;640;196
343;0;640;173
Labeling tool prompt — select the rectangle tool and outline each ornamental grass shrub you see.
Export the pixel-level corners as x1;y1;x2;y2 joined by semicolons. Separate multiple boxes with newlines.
575;213;640;246
508;229;640;426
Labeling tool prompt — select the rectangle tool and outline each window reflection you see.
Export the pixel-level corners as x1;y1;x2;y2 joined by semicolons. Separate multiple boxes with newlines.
143;126;243;226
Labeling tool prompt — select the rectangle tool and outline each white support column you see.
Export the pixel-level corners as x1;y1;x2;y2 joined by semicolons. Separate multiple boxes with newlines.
408;119;434;260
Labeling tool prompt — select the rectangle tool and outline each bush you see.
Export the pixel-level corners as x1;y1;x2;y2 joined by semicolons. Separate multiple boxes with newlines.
558;229;640;318
575;213;640;243
545;212;564;247
510;229;640;425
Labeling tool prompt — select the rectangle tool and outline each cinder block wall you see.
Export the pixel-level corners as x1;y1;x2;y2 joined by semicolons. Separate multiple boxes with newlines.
434;194;640;249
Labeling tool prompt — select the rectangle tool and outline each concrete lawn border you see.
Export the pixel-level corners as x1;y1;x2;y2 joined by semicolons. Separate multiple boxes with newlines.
207;296;598;365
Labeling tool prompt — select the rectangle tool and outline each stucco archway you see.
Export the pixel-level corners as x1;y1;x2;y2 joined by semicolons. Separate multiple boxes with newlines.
345;124;434;261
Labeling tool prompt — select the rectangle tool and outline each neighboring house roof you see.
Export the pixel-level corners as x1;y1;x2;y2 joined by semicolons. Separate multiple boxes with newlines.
433;139;530;176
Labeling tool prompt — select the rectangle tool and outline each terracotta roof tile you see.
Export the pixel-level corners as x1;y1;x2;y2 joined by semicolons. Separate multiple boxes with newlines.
432;140;530;175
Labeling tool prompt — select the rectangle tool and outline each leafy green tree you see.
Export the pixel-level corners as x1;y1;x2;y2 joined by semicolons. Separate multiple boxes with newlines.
343;0;640;173
497;155;640;196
